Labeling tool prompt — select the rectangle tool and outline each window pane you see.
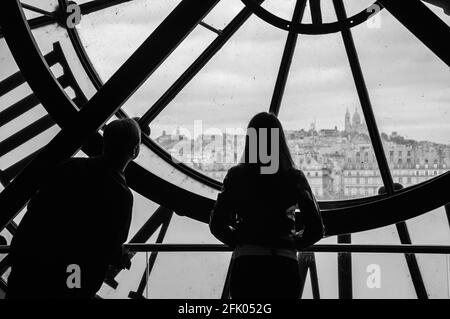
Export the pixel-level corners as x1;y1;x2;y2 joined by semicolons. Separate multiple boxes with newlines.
203;0;245;29
31;24;98;100
135;145;219;199
163;214;220;244
352;8;450;189
149;14;288;182
422;1;450;27
149;252;230;299
261;0;296;21
354;253;449;298
278;31;383;200
304;251;438;299
0;38;60;176
415;253;450;298
352;253;416;298
352;224;401;245
120;25;216;118
127;190;161;241
99;252;231;299
406;206;450;245
21;0;58;13
78;0;182;82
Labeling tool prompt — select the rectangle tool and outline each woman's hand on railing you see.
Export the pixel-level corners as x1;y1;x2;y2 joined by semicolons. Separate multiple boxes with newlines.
115;247;132;270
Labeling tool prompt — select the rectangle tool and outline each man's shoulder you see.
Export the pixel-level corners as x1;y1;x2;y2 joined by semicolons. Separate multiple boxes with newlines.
108;177;133;205
119;185;133;203
57;157;93;171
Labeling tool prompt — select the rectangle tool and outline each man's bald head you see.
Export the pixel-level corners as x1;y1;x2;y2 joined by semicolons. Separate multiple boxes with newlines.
103;118;141;160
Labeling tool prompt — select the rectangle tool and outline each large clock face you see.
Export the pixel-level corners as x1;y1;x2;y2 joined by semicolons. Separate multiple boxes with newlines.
0;0;450;299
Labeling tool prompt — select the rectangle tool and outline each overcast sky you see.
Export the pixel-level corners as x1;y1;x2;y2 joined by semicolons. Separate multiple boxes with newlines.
2;0;450;299
77;0;450;144
78;1;450;299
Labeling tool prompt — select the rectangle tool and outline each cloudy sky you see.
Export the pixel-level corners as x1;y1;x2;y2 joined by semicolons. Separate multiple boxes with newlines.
1;0;450;299
77;0;450;144
77;1;449;299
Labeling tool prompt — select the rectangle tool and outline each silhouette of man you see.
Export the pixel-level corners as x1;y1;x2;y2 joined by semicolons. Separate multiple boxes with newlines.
6;118;141;299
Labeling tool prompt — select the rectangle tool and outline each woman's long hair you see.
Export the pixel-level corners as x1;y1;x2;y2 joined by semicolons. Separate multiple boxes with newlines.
240;112;295;173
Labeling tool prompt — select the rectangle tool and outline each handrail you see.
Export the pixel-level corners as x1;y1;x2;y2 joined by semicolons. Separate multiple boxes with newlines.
3;244;450;254
123;244;450;254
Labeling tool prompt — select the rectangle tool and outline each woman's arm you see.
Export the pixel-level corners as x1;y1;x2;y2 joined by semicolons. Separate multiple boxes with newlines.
209;170;236;248
294;171;325;250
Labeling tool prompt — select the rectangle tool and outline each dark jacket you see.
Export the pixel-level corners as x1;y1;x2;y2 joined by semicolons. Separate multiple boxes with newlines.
209;164;325;250
8;157;132;298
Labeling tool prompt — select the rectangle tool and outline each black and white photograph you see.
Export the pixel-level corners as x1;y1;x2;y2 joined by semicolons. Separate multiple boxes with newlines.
0;0;450;308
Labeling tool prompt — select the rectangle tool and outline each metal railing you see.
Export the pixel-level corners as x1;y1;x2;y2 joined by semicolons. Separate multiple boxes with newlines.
3;244;450;254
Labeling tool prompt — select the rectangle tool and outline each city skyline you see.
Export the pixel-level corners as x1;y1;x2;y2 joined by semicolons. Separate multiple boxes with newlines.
153;106;450;147
1;0;449;300
155;107;450;200
77;0;450;145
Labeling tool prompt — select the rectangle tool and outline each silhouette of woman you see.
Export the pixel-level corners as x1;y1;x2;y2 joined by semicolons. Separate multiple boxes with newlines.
209;112;325;299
